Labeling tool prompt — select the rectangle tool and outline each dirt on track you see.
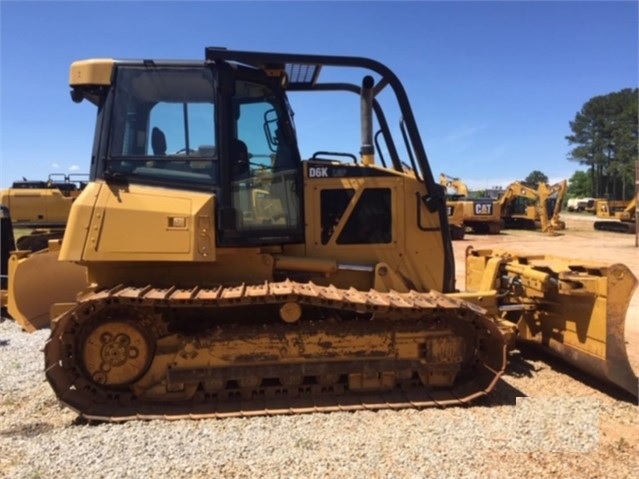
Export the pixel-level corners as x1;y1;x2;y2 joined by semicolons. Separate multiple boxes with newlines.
453;212;639;378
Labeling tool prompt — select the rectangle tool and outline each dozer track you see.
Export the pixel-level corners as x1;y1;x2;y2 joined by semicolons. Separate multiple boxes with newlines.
594;221;637;234
45;281;507;421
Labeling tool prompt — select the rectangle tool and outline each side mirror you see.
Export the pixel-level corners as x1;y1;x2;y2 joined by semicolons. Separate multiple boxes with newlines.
70;89;84;103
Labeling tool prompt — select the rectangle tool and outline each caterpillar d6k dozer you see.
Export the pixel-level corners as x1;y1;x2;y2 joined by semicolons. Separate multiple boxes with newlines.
18;49;635;422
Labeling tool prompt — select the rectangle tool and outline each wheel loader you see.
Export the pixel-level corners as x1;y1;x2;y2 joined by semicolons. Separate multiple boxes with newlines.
9;49;637;421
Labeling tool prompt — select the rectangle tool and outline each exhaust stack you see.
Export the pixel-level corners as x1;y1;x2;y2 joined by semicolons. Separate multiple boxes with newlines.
360;75;375;166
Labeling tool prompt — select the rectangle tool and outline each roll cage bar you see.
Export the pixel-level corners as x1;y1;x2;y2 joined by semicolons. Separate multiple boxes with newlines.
206;48;453;292
205;48;443;213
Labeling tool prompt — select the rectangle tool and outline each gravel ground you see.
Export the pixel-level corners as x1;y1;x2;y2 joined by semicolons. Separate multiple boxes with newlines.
1;221;638;478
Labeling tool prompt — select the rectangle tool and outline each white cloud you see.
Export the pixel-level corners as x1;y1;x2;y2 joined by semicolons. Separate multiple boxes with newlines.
440;124;488;144
68;165;80;171
51;163;60;169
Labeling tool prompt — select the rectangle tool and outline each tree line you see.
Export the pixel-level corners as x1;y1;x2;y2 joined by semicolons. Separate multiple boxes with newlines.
565;88;638;200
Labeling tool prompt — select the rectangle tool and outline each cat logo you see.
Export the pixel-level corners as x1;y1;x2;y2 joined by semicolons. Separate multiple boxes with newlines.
474;202;493;215
308;167;329;178
447;205;453;216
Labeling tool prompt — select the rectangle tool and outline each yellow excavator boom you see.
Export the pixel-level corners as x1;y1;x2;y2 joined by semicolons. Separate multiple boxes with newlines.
439;172;469;197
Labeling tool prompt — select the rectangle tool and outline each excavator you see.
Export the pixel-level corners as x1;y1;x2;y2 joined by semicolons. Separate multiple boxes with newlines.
498;180;567;233
439;173;502;234
538;180;568;232
594;198;637;234
7;49;636;421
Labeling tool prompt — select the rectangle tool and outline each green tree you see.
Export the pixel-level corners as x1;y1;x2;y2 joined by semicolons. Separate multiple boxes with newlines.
566;170;592;198
566;88;638;200
524;170;549;188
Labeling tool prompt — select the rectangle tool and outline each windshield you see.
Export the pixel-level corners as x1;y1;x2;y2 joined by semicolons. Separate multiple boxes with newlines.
106;65;217;186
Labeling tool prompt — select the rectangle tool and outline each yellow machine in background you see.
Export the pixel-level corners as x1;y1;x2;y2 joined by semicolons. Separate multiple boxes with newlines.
538;180;568;231
0;174;88;251
0;206;16;310
8;49;636;421
439;173;502;234
438;174;466;239
439;173;469;197
0;204;86;330
594;198;637;234
497;180;567;233
445;201;466;240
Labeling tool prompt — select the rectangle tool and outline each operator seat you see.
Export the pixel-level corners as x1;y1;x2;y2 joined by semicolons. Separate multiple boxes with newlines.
151;127;167;155
231;138;250;179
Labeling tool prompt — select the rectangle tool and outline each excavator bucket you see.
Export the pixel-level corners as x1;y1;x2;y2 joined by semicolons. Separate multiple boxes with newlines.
464;248;638;397
7;242;87;332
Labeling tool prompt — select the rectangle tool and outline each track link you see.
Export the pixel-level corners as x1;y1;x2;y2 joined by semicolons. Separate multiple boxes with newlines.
45;280;507;421
593;221;636;234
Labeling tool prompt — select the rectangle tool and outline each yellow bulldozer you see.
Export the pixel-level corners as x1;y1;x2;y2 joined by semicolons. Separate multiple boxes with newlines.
439;173;502;234
593;198;637;234
7;49;637;421
1;174;88;323
498;180;567;233
0;173;88;251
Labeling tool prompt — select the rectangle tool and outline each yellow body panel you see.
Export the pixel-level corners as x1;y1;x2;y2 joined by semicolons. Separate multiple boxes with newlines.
57;164;446;294
0;188;75;225
303;164;446;293
69;59;115;86
60;182;216;263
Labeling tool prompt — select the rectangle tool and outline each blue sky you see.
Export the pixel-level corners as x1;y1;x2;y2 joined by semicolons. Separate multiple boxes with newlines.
1;1;637;189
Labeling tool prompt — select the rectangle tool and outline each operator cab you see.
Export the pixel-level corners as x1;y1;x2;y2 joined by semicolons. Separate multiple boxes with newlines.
75;58;303;245
69;50;452;288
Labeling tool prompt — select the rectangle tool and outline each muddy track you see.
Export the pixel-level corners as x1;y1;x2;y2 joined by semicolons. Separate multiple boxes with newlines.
44;281;507;421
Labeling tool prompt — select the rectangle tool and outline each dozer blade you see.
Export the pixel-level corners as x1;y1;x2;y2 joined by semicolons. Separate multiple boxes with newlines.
7;246;87;332
464;248;638;397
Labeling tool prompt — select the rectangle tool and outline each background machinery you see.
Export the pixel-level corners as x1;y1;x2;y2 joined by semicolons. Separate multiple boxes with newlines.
437;174;465;240
538;180;568;232
439;173;502;234
496;180;567;233
8;49;636;421
0;173;88;251
0;205;16;311
594;198;637;234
